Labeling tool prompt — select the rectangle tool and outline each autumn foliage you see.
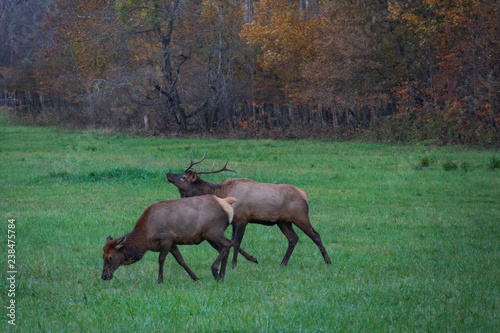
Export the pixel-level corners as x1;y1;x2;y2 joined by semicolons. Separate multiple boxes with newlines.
1;0;498;145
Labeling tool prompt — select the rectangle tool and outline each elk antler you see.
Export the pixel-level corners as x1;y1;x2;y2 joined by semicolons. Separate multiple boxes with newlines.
197;160;236;174
185;151;236;174
185;151;207;171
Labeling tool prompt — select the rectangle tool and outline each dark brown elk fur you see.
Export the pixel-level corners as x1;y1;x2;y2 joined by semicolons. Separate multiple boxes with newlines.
166;153;332;268
101;195;236;283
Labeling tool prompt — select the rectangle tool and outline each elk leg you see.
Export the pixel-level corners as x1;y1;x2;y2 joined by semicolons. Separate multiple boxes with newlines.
157;242;173;283
207;238;232;281
232;224;258;264
238;248;258;263
218;239;233;280
231;222;248;269
277;222;299;266
295;222;332;265
170;245;199;281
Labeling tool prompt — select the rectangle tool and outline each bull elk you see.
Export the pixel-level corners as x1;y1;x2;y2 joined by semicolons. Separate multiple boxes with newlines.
101;195;236;283
166;152;332;268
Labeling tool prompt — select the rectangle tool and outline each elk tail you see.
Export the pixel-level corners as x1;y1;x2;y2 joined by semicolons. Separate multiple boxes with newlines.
214;196;237;223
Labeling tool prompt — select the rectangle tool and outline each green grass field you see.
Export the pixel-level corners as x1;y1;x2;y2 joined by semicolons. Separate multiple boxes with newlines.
1;119;499;332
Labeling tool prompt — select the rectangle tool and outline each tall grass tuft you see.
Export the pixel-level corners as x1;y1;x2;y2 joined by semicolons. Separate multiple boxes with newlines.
442;160;458;171
488;155;500;170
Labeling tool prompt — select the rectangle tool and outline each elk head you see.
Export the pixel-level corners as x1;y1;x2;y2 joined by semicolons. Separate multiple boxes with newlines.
101;236;127;280
166;151;236;198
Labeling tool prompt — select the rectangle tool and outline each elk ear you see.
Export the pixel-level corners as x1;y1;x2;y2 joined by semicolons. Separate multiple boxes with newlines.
187;171;198;183
115;236;127;250
106;236;113;242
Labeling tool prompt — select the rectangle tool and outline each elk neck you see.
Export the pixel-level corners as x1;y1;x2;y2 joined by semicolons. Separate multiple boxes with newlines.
194;178;223;196
121;213;150;265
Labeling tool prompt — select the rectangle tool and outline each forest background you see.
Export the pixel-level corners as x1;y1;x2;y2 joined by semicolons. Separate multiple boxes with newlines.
1;0;499;146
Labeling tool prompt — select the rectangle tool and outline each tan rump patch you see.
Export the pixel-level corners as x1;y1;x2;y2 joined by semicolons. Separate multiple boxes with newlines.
214;196;236;223
223;197;237;205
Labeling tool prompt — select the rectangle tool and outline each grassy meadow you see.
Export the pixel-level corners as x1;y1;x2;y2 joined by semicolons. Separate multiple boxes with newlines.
1;118;499;332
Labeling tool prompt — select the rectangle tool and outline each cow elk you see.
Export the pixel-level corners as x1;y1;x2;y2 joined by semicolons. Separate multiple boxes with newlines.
166;152;332;268
101;195;236;283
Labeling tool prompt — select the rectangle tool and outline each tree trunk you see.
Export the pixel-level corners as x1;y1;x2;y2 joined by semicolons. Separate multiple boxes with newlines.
153;0;187;133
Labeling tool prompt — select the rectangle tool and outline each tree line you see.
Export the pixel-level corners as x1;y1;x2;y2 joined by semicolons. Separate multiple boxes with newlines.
1;0;499;145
